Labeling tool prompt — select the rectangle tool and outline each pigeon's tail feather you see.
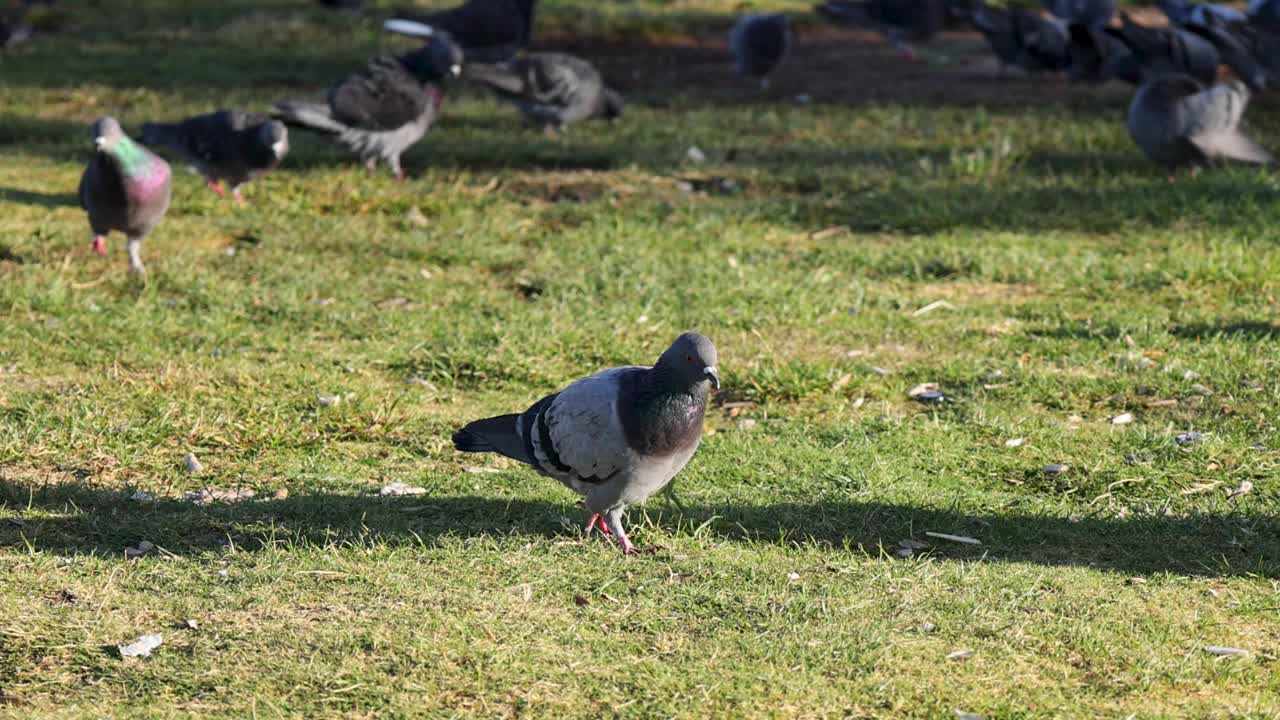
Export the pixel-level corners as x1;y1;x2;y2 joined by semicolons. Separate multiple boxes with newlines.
461;62;526;95
139;122;181;150
453;414;532;464
271;101;346;135
1199;131;1275;165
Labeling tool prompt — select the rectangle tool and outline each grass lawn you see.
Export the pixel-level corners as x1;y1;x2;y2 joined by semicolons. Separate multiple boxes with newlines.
1;1;1278;717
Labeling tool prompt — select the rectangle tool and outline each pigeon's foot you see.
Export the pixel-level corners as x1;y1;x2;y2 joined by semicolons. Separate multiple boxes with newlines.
207;180;226;197
92;235;107;257
620;542;658;556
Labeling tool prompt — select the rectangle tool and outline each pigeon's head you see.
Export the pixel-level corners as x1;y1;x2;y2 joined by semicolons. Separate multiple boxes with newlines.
90;116;124;153
257;120;289;159
601;88;625;122
404;32;463;83
658;332;719;391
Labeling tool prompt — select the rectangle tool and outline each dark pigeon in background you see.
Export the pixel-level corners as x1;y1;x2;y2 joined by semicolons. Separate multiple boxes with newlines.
272;34;461;178
141;110;289;205
815;0;951;60
731;13;791;89
386;0;536;63
461;52;624;130
1067;22;1142;84
1106;12;1221;85
1249;0;1280;24
1183;15;1271;90
969;2;1070;74
78;117;172;277
1128;76;1273;168
452;333;719;555
1160;0;1245;28
1041;0;1114;28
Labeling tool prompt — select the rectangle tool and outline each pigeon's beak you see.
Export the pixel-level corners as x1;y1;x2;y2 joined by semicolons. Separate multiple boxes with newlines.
93;136;106;151
450;64;461;77
704;366;720;391
271;139;287;158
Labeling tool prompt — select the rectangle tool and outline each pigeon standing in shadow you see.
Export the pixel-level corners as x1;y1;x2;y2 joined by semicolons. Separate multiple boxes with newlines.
969;2;1070;74
1067;22;1142;84
272;34;461;179
1128;76;1273;168
452;333;719;555
461;52;623;130
1106;12;1221;85
1160;0;1245;28
1041;0;1114;28
815;0;950;60
731;13;791;89
78;117;172;278
385;0;536;63
141;110;289;205
1249;0;1280;24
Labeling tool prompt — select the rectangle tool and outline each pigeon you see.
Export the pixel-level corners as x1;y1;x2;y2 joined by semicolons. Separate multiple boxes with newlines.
452;333;719;555
1249;0;1280;24
1041;0;1114;28
1184;15;1271;90
1106;12;1221;85
385;0;536;63
815;0;950;60
460;52;623;130
1160;0;1246;28
1128;76;1274;168
730;13;791;88
272;34;461;178
140;110;289;205
1068;22;1143;83
0;14;30;49
316;0;364;11
78;117;172;277
969;3;1071;74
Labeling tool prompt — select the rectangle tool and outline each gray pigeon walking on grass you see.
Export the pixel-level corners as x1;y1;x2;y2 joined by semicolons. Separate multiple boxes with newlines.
461;52;623;130
272;34;461;178
141;110;289;205
452;333;719;555
1128;76;1273;168
78;117;171;277
731;13;791;88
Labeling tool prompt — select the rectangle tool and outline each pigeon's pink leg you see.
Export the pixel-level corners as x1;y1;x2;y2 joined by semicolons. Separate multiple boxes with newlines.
231;185;245;207
584;513;612;537
92;235;107;256
604;508;651;555
207;179;226;196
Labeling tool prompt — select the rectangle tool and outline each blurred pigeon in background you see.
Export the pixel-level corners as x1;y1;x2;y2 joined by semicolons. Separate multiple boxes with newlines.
272;34;461;178
1160;0;1245;28
141;110;289;205
969;2;1070;74
1068;22;1142;84
78;117;172;277
1041;0;1114;28
815;0;950;60
386;0;536;63
1106;12;1221;84
462;52;624;130
731;13;791;88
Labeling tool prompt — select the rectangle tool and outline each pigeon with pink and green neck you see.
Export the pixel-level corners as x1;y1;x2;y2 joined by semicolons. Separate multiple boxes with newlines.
452;333;719;555
141;110;288;206
271;33;461;179
78;117;171;277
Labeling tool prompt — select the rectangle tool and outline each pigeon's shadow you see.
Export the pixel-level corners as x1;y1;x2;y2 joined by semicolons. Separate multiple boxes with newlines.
0;186;78;208
2;475;1275;578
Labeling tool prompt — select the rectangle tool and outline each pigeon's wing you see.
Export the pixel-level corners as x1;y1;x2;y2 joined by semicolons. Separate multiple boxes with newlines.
1181;82;1274;163
522;53;599;106
530;367;643;491
328;56;429;131
391;0;532;59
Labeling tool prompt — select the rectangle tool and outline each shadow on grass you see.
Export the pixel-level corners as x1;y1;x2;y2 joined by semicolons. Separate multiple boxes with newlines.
0;186;79;208
1172;322;1280;339
2;477;1275;578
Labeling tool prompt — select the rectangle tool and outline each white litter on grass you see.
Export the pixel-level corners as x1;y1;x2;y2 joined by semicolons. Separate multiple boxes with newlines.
912;300;956;317
1204;645;1249;657
908;382;940;398
786;572;801;583
1227;481;1254;500
379;482;427;496
925;532;981;546
955;711;986;720
1005;437;1024;447
117;634;162;658
946;648;975;661
1111;413;1134;425
462;466;502;474
685;146;707;163
317;395;341;408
